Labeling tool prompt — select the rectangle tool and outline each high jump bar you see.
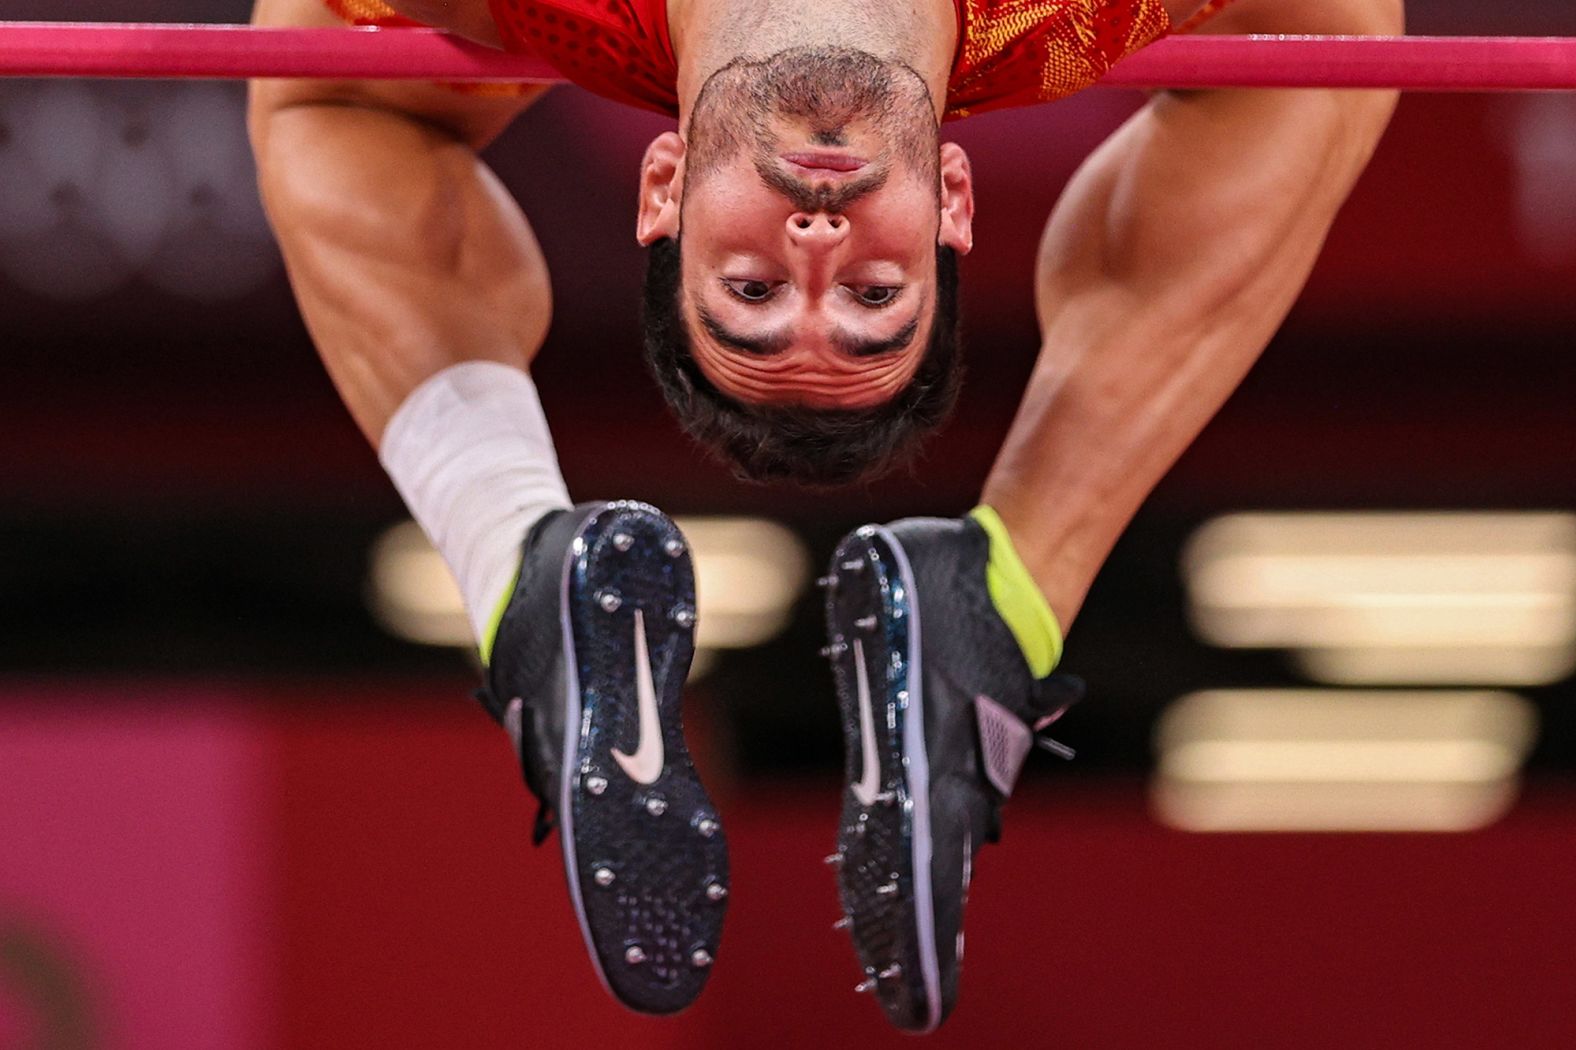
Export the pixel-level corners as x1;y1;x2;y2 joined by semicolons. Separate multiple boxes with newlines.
2;24;1576;92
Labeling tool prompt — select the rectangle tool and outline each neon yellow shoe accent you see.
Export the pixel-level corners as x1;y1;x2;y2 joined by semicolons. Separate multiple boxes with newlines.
478;564;522;668
969;506;1064;678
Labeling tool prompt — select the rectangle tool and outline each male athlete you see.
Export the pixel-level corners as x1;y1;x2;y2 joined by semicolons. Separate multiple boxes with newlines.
249;0;1402;1029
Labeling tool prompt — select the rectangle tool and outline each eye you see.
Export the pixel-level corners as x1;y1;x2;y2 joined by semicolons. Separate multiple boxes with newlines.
849;285;902;308
721;278;781;303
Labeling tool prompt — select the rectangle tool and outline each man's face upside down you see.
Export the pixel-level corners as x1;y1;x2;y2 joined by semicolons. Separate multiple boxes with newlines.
671;47;963;411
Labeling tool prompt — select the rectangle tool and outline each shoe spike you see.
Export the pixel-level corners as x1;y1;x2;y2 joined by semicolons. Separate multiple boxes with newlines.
855;616;878;631
833;917;852;931
585;774;608;796
612;532;634;552
663;537;686;558
879;965;902;980
871;791;897;807
876;882;898;897
855;978;878;994
841;559;866;573
625;945;647;965
672;606;696;628
823;852;844;867
597;590;622;613
1037;738;1077;760
593;867;615;887
644;796;668;817
705;880;728;902
695;816;720;838
691;949;713;968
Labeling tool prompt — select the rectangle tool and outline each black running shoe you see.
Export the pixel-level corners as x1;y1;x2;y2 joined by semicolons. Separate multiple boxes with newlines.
821;517;1082;1032
474;500;727;1015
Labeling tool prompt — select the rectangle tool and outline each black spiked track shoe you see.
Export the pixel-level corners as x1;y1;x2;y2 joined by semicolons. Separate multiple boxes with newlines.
821;517;1083;1033
475;500;727;1015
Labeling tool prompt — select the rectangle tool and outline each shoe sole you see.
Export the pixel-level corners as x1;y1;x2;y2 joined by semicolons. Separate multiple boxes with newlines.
825;525;943;1033
556;501;727;1015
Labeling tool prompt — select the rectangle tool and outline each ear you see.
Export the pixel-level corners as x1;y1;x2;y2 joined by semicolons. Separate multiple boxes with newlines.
636;131;686;245
937;142;975;256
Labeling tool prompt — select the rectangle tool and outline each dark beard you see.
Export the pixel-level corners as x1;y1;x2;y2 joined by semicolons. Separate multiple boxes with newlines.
684;46;939;193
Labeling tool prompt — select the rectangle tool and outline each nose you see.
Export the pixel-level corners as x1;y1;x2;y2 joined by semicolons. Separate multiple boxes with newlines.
786;211;849;249
786;212;848;296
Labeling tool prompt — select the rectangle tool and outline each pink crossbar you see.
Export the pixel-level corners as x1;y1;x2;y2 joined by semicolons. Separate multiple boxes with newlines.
2;23;1575;92
0;23;562;83
1104;34;1576;91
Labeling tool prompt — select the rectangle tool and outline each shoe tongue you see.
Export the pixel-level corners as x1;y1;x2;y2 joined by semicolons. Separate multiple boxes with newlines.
973;693;1035;798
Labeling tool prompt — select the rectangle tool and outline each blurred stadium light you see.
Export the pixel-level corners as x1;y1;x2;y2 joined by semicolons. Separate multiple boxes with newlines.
367;516;810;668
367;521;467;649
1182;512;1576;686
1153;689;1538;832
676;516;811;648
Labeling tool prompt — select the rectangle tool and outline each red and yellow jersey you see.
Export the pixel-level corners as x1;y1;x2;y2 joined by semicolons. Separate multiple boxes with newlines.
324;0;1225;119
946;0;1172;119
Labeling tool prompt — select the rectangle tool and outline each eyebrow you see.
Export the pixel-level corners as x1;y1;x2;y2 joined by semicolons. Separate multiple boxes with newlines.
697;306;922;359
833;314;921;357
697;307;792;356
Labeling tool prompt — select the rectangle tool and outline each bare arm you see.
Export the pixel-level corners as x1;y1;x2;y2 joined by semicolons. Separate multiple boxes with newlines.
982;0;1405;628
249;0;551;443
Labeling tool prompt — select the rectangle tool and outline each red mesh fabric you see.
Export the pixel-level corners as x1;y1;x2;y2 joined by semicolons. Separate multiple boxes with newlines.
946;0;1172;119
486;0;678;114
320;0;422;28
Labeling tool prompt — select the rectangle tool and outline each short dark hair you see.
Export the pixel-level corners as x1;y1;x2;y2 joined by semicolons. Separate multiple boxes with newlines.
641;237;962;486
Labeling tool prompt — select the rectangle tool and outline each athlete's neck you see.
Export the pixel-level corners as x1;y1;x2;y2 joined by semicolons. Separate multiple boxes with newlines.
667;0;958;123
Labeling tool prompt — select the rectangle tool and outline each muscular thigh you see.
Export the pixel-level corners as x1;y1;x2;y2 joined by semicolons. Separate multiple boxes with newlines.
250;0;551;151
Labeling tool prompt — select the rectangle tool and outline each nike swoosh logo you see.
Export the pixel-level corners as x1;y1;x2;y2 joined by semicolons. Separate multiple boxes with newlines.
851;638;882;806
612;609;665;785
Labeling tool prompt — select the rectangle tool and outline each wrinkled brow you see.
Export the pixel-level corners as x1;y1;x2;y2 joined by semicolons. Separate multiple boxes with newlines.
697;306;793;356
832;314;920;357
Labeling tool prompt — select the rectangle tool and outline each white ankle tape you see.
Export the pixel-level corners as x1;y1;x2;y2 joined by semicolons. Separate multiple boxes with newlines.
378;361;571;646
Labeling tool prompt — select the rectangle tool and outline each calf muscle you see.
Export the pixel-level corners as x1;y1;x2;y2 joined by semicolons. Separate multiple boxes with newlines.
249;0;552;445
254;100;552;442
